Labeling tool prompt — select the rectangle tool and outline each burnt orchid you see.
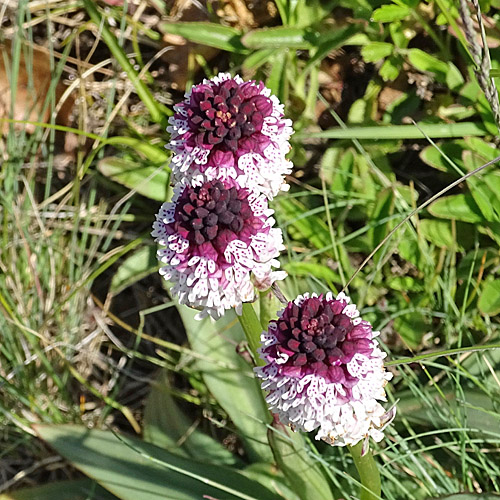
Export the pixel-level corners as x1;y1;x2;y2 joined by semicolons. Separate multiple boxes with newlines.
167;73;293;199
152;179;286;320
255;292;395;447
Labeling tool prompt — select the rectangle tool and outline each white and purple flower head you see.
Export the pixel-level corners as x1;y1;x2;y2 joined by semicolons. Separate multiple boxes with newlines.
152;179;286;320
255;292;395;447
167;72;294;199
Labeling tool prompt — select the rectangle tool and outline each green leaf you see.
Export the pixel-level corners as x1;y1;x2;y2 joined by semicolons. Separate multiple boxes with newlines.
372;5;411;22
429;495;500;499
268;423;334;500
0;479;117;500
283;261;339;284
159;22;247;53
368;188;395;250
110;246;158;295
386;276;424;292
419;141;466;174
143;370;241;466
394;312;428;348
297;122;488;140
242;27;318;49
98;157;170;202
361;42;393;63
407;48;448;76
242;49;275;71
267;51;288;104
104;137;170;164
34;425;280;500
419;219;474;250
478;280;500;315
177;307;274;463
446;62;465;90
379;55;402;81
428;194;484;223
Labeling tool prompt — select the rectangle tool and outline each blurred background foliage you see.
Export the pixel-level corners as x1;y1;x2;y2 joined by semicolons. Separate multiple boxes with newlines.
2;0;500;498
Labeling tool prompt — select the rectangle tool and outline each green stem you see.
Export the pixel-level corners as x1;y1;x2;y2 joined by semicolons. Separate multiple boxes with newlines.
349;442;381;500
239;302;266;366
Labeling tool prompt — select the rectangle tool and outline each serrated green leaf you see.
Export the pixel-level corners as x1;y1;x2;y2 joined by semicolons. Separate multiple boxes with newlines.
372;5;411;22
479;280;500;315
159;22;247;53
361;42;393;63
34;425;280;500
98;157;170;202
428;194;484;223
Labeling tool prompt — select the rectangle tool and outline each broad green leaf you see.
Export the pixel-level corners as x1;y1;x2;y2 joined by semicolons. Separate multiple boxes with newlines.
446;62;465;90
98;157;170;202
407;48;448;77
418;219;474;251
110;245;158;295
478;280;500;316
34;425;280;500
0;479;117;500
159;22;247;53
379;55;401;81
428;194;484;223
242;27;318;49
372;5;411;22
268;423;334;500
394;312;428;348
389;21;410;49
361;42;393;63
419;141;466;174
464;156;500;222
143;370;241;466
178;307;274;463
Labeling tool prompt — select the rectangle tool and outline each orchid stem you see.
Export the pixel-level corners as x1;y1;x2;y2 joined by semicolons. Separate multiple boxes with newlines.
239;302;266;366
349;442;381;500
